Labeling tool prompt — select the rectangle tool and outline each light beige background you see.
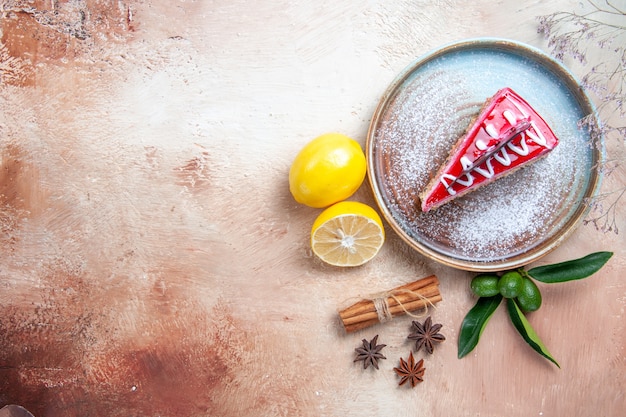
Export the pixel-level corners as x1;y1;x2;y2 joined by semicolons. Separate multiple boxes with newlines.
0;1;624;416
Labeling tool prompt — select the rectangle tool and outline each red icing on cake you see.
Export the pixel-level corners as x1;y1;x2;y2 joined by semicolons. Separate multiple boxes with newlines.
419;87;559;212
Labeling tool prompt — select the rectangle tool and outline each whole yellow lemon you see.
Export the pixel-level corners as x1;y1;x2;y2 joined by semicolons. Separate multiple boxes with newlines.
289;133;366;208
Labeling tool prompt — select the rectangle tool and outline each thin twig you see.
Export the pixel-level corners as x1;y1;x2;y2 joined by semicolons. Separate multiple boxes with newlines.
538;1;626;234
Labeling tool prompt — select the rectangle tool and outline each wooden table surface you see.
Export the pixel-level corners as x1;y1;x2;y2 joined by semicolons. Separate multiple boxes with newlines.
1;1;624;416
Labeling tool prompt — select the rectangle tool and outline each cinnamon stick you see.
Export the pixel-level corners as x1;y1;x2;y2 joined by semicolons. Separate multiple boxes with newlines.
338;275;441;333
339;275;438;322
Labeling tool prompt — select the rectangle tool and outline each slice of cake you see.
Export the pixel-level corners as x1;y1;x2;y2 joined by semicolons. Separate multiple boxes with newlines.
419;87;559;213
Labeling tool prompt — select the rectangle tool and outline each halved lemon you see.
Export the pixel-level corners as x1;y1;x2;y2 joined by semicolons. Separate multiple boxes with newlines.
311;201;385;267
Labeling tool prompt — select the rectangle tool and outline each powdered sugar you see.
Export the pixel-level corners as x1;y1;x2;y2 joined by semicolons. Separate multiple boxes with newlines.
369;43;600;264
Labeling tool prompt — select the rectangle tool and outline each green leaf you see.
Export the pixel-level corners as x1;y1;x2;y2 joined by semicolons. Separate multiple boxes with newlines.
527;251;613;283
506;298;560;368
458;295;502;359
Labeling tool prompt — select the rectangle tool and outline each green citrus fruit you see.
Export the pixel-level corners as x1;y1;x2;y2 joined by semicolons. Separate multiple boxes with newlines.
498;271;523;299
470;274;500;297
516;277;542;312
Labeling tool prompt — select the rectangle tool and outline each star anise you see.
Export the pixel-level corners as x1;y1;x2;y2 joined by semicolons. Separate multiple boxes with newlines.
393;351;425;387
353;335;386;370
407;316;445;354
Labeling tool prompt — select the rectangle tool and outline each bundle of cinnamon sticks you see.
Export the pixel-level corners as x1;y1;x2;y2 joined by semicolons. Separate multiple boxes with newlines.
338;275;442;333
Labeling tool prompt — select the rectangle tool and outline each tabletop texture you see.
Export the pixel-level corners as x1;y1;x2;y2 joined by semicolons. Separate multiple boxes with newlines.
0;1;624;416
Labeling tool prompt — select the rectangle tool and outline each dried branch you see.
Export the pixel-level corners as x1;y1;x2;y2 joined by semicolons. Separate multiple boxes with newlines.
538;0;626;233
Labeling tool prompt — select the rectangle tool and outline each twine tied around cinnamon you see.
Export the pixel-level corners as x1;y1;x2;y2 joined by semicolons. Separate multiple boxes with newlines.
371;288;437;323
338;275;442;333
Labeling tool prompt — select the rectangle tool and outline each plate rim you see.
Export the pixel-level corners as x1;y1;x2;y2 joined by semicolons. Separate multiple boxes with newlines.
366;37;604;272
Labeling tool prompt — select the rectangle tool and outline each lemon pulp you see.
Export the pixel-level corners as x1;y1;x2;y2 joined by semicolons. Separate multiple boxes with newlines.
311;201;385;267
